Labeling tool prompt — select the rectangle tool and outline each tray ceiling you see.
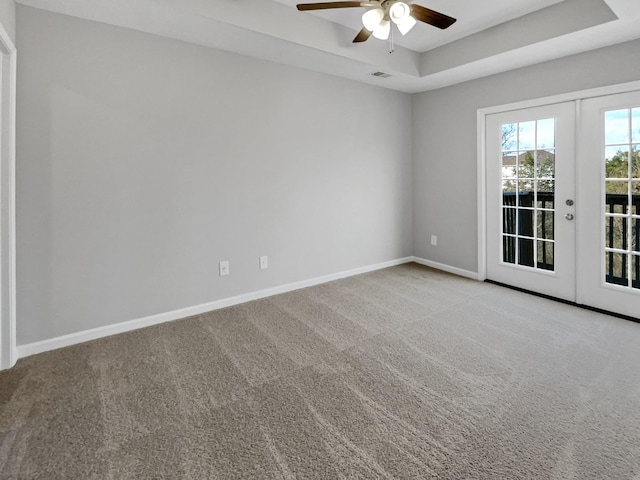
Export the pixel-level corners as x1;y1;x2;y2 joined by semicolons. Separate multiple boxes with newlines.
271;0;565;53
15;0;640;93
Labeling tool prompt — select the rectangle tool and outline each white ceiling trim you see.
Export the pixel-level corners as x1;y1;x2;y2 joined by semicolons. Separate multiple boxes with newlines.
15;0;640;93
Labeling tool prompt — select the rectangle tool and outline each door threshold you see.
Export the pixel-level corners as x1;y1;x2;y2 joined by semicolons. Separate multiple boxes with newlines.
485;279;640;325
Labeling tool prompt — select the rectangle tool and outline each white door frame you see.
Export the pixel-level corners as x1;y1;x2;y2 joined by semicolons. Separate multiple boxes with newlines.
477;80;640;291
0;21;16;371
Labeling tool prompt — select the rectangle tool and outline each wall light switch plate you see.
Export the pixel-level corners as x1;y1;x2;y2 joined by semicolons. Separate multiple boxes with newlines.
431;235;438;246
259;256;268;270
219;260;229;276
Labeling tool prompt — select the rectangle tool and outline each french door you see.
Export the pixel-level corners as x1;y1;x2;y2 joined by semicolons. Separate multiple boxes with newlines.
580;91;640;318
486;102;577;301
485;93;640;319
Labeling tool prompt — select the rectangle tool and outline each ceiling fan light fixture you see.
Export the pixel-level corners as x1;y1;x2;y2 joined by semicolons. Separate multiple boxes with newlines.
362;8;384;31
389;2;410;24
397;15;417;35
372;19;390;40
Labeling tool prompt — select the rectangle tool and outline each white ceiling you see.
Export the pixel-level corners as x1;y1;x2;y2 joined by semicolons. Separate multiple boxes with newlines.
15;0;640;93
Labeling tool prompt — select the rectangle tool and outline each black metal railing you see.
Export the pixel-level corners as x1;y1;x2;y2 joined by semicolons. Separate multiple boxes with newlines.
502;191;554;270
502;191;640;288
605;193;640;288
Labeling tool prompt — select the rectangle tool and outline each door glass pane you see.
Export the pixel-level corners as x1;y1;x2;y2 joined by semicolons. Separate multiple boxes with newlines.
606;181;628;215
605;216;627;250
606;181;628;194
518;151;535;178
537;119;555;148
537;179;554;207
502;180;517;205
633;254;640;289
500;118;556;271
503;236;516;264
518;238;535;267
605;146;629;178
518;209;534;237
605;109;629;144
605;252;628;287
537;241;554;271
633;218;640;253
537;150;555;179
518;181;534;206
518;122;536;150
502;165;517;179
502;123;517;150
503;208;516;235
537;211;554;240
502;152;517;178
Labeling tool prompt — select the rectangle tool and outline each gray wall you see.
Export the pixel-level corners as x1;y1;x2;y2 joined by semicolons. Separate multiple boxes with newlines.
16;6;413;344
17;4;640;346
0;0;14;45
413;38;640;273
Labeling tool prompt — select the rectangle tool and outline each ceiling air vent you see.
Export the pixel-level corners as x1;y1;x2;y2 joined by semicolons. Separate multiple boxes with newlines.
371;71;391;78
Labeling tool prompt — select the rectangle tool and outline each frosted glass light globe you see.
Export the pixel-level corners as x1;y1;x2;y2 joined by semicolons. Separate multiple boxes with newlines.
389;2;410;24
397;15;417;35
372;19;391;40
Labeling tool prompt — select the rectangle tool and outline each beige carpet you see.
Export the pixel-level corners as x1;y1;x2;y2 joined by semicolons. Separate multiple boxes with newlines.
1;263;640;479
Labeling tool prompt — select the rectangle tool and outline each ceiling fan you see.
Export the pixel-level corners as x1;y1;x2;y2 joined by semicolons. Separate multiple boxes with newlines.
296;1;456;43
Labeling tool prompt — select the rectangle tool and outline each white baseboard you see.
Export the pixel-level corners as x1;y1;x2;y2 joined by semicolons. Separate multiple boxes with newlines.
411;256;480;280
17;257;414;359
17;256;478;359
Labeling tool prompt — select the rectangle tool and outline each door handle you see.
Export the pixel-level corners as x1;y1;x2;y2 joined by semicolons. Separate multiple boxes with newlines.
565;213;575;221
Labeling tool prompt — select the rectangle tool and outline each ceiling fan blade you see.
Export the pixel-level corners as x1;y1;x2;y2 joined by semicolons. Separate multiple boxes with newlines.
410;4;456;29
353;27;372;43
297;2;364;11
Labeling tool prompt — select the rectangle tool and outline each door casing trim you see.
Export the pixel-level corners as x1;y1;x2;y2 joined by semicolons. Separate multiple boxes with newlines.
0;20;16;371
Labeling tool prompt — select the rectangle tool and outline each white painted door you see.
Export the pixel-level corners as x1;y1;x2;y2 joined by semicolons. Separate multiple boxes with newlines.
486;102;577;301
579;91;640;318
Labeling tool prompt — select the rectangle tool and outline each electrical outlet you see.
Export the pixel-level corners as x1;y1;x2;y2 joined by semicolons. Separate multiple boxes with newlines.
431;235;438;246
259;256;268;270
219;260;229;276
